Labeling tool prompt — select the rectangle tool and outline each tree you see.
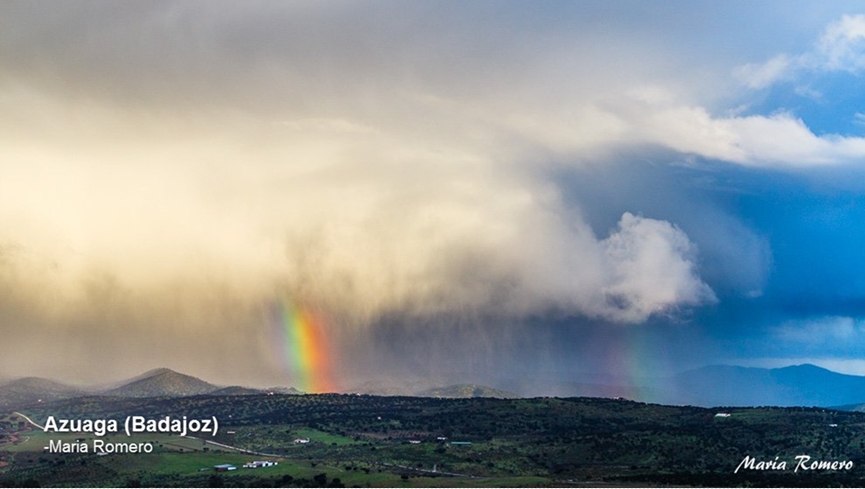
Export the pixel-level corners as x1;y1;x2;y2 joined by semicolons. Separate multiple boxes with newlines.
313;473;327;486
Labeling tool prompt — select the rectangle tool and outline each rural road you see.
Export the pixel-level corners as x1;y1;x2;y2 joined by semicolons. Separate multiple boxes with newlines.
12;412;44;430
183;435;283;458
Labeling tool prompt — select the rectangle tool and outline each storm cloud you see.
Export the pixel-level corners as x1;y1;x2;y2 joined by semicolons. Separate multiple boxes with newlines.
1;1;864;387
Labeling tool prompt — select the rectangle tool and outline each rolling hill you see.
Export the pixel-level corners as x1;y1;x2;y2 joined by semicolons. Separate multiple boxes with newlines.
263;386;305;395
0;368;309;409
664;363;865;407
497;378;638;399
416;383;520;399
5;363;865;409
0;377;86;409
209;385;266;396
350;377;443;396
351;377;519;398
102;368;220;398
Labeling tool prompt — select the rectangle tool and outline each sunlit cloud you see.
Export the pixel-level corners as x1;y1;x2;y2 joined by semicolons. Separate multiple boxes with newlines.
1;2;864;389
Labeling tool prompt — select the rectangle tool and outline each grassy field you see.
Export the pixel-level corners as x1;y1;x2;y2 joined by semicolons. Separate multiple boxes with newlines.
3;395;865;486
0;425;554;487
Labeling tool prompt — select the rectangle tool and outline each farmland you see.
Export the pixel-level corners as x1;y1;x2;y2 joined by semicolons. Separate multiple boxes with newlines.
2;395;865;486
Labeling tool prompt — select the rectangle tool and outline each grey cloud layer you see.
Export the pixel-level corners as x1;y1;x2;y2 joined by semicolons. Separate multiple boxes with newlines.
3;1;851;382
0;2;721;325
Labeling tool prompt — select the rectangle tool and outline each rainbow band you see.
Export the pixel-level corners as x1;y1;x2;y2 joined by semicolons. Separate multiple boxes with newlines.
272;300;336;393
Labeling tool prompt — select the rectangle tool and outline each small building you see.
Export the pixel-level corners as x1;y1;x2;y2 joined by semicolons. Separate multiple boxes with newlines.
214;464;237;472
293;438;310;444
243;460;278;469
408;440;421;444
714;413;731;418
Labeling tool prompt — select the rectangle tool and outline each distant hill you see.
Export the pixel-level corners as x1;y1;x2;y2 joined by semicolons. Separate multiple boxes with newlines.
104;369;220;398
351;378;442;397
665;364;865;407
210;386;268;396
0;368;307;405
263;386;304;395
7;364;865;408
497;378;639;399
109;368;176;387
204;385;306;396
0;377;86;409
833;403;865;412
416;384;520;399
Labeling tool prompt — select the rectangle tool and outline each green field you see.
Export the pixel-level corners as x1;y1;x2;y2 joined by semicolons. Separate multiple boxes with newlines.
3;395;865;487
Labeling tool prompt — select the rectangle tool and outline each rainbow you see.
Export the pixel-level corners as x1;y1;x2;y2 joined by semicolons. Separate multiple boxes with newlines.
599;329;679;403
269;300;337;393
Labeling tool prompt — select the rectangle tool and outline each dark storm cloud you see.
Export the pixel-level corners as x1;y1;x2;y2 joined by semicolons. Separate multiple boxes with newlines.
2;1;865;385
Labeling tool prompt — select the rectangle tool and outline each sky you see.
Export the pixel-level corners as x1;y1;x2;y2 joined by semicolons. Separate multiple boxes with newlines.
2;1;865;392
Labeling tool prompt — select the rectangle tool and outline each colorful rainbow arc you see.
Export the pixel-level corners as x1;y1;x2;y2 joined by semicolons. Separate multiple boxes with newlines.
271;300;337;393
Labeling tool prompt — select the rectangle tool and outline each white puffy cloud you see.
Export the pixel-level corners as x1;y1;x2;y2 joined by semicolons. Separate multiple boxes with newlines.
818;14;865;71
721;113;865;164
733;14;865;86
612;95;865;166
600;213;716;322
604;11;865;168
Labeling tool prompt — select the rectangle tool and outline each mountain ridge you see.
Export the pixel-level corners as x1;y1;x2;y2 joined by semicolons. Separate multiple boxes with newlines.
662;363;865;407
0;368;306;409
4;363;865;409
